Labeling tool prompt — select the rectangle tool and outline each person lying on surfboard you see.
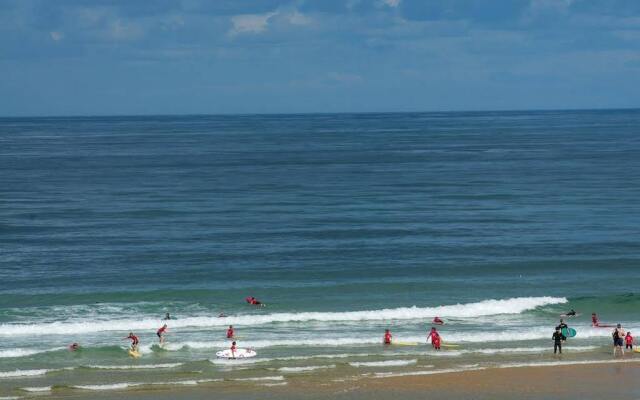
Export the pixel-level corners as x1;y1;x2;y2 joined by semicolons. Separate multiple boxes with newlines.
245;296;265;307
427;327;441;350
565;309;577;317
383;329;392;345
227;325;235;339
432;317;444;325
124;332;139;351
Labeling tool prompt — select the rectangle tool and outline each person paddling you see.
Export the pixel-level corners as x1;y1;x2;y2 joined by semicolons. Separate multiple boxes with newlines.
383;329;392;345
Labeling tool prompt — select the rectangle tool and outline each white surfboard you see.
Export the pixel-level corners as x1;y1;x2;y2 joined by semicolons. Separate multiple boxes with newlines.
216;348;257;359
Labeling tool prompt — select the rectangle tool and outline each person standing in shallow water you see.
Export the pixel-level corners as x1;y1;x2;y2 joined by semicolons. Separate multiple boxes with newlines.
383;329;392;345
613;324;626;356
552;327;566;354
427;327;441;350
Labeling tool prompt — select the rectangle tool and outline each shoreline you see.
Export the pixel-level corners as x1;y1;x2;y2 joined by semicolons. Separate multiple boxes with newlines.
39;359;640;400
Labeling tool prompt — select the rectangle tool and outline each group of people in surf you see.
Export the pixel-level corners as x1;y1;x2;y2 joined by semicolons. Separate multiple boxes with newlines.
551;310;635;356
383;316;445;350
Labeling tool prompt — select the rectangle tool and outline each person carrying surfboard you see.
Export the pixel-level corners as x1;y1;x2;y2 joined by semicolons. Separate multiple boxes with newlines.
157;324;168;345
427;327;441;350
124;332;139;351
556;319;568;335
383;329;392;345
227;325;235;339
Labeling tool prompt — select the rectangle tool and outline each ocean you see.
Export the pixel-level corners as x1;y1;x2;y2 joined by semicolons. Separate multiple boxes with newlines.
1;110;640;397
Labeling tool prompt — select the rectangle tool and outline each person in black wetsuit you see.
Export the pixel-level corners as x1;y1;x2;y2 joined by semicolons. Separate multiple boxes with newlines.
552;328;566;354
556;319;569;333
566;309;576;316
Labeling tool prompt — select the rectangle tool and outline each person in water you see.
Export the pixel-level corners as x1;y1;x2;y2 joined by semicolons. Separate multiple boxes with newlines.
163;313;171;320
218;311;227;318
246;296;264;306
556;318;569;335
157;324;168;345
124;332;139;351
591;313;599;327
227;325;235;339
613;324;626;356
433;317;444;325
565;309;577;317
68;343;80;351
383;329;392;345
427;327;441;350
625;331;634;350
230;341;237;359
552;327;566;354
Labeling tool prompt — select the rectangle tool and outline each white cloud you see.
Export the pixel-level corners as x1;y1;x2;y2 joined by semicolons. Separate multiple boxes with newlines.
229;11;278;36
382;0;401;8
287;11;312;26
49;31;64;41
109;19;144;40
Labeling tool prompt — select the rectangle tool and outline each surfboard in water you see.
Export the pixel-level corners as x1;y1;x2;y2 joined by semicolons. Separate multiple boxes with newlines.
128;349;141;358
215;348;257;359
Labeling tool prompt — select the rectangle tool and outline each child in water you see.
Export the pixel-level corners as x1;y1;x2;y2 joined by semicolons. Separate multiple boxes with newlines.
427;327;441;350
383;329;392;345
625;331;634;350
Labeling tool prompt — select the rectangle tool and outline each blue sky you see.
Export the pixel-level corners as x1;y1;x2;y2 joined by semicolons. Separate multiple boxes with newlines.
1;0;639;116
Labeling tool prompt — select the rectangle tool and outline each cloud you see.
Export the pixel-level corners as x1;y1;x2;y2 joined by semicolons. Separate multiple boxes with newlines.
382;0;401;7
49;31;64;41
229;11;278;36
287;11;312;26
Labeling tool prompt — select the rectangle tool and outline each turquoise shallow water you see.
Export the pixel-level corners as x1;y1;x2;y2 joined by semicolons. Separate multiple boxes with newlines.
1;110;640;397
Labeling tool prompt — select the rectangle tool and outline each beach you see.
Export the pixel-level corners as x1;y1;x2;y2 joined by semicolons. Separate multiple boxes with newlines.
2;110;640;399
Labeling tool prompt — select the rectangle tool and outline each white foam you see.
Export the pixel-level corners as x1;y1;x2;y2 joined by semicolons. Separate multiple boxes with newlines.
20;386;51;392
0;369;50;378
371;366;486;378
84;363;183;370
0;347;65;358
72;379;221;391
73;383;132;391
349;359;418;368
278;365;336;373
235;376;285;382
0;297;566;336
260;382;288;387
0;397;22;400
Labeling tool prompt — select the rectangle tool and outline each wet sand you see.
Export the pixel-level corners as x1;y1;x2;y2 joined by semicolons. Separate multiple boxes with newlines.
46;361;640;400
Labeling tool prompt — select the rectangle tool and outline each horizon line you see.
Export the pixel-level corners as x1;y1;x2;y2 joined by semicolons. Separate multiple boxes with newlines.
1;106;639;120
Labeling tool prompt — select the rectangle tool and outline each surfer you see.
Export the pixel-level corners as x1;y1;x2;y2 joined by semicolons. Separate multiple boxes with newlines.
383;329;392;345
246;296;264;307
230;341;237;359
556;318;569;335
124;332;139;351
565;309;577;317
591;313;599;327
625;331;634;350
612;324;626;356
68;343;80;351
227;325;235;339
218;311;227;318
163;312;171;320
427;327;441;350
157;324;168;345
552;327;566;354
432;317;444;325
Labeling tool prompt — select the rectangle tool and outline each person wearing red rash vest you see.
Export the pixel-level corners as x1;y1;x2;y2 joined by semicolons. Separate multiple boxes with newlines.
383;329;392;345
227;325;235;339
124;332;139;351
427;327;441;350
157;324;168;345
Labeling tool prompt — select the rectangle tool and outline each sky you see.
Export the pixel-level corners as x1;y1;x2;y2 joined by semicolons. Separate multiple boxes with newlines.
1;0;639;116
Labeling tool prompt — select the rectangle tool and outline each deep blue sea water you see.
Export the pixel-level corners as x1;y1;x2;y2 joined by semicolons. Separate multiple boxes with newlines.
1;110;640;396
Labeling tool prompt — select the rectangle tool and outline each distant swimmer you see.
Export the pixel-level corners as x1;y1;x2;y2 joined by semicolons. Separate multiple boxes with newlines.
613;324;626;356
230;341;237;359
383;329;392;345
566;309;577;317
591;313;599;327
432;317;444;325
68;343;80;351
227;325;235;339
218;311;228;318
427;327;441;350
552;327;566;354
245;296;264;307
163;313;172;320
124;332;139;351
157;324;168;345
625;331;634;350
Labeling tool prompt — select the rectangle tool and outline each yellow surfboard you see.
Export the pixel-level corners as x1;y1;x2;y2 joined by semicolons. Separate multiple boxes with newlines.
128;349;141;358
